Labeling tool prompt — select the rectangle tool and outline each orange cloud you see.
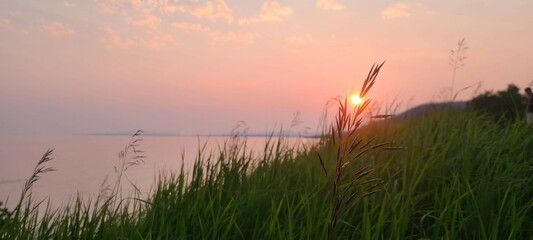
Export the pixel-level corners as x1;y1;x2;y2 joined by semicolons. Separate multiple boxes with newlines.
172;21;256;43
101;28;135;48
189;0;233;23
381;2;436;19
130;12;162;26
96;0;119;13
96;0;151;13
160;0;181;14
96;0;187;14
316;0;344;11
63;1;76;8
172;22;212;32
141;30;176;48
381;3;410;19
0;17;30;34
129;0;143;9
97;0;180;29
101;27;176;49
239;1;292;25
0;17;13;31
40;21;75;38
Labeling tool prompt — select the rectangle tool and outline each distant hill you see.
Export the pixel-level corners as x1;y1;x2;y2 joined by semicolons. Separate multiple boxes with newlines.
396;101;467;119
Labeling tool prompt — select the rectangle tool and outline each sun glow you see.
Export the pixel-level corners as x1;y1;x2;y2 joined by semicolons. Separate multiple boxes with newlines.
350;94;363;105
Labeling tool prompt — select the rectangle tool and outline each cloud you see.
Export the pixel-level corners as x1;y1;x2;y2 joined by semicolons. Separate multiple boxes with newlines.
0;17;30;34
96;0;152;13
0;17;13;31
172;22;211;32
63;1;75;8
316;0;344;11
381;2;436;19
239;1;292;25
96;0;188;14
141;30;176;48
381;3;410;19
258;1;292;21
130;12;162;26
97;0;185;29
96;0;119;13
97;0;234;28
172;21;256;43
189;0;233;23
40;21;75;38
160;0;181;14
128;0;144;9
101;28;136;48
101;27;176;49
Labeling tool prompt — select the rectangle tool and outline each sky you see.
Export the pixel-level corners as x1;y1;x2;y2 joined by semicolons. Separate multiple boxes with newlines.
1;0;532;135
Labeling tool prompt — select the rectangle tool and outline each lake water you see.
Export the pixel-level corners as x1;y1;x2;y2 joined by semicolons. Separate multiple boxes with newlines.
0;135;318;208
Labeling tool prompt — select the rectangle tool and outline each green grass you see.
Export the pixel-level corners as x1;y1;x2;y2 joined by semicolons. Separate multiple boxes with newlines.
1;107;532;239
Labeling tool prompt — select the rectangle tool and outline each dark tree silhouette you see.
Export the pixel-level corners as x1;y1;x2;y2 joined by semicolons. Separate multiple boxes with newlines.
467;84;525;123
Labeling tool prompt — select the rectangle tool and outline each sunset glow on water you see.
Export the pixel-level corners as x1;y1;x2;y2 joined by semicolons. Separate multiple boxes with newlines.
0;135;317;207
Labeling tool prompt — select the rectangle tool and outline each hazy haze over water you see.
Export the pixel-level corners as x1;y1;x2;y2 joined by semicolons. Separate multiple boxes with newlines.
0;135;317;208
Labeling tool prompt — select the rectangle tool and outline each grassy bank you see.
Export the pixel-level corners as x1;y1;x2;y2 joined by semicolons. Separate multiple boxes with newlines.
1;106;532;239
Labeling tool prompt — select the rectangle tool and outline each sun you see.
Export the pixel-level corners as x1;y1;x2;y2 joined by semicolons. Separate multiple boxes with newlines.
350;94;363;105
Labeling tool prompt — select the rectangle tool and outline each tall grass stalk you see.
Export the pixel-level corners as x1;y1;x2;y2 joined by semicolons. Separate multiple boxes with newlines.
317;62;402;239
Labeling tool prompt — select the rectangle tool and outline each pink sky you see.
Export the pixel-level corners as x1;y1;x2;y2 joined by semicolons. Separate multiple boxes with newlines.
1;0;532;135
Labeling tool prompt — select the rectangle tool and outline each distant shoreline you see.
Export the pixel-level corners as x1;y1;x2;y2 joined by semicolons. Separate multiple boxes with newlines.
81;132;321;138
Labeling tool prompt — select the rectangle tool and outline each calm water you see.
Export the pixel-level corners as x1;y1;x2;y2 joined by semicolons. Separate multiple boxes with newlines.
0;135;317;208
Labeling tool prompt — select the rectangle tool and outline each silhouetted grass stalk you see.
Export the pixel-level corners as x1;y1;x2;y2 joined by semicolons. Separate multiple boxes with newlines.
318;62;403;239
108;130;146;200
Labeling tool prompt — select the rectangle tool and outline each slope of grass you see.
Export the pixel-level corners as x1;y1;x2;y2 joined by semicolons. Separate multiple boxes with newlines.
1;108;532;239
